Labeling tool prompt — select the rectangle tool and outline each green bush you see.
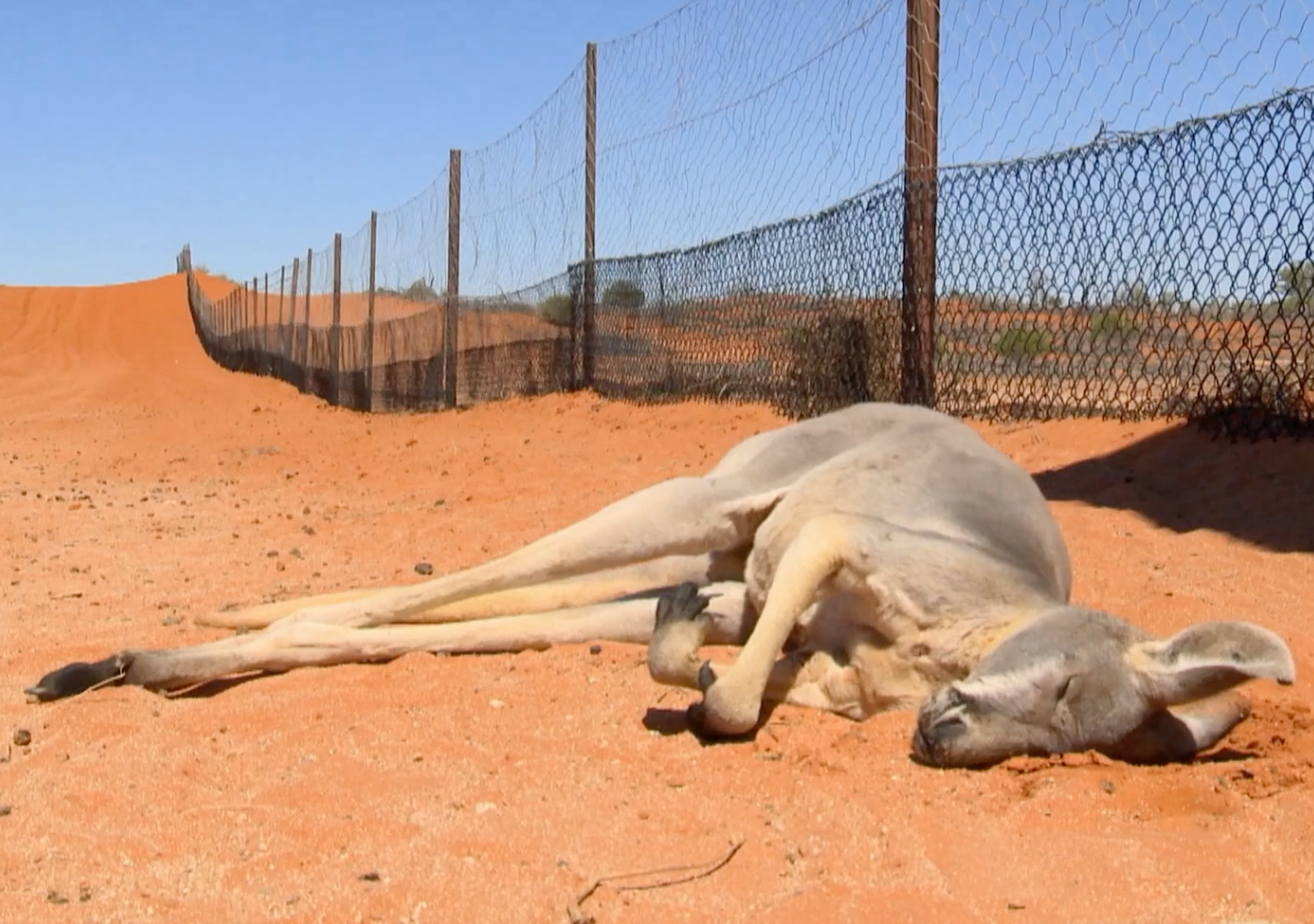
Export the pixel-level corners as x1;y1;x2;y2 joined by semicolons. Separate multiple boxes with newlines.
1187;346;1313;437
538;293;573;327
603;279;645;310
1278;258;1314;314
1088;307;1137;335
775;305;900;419
402;278;442;303
995;326;1054;357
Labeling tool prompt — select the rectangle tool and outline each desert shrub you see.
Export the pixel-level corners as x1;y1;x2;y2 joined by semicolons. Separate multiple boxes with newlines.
1088;307;1137;336
995;325;1054;357
1278;258;1314;315
603;279;645;310
538;294;573;327
1187;346;1314;437
402;278;442;303
774;305;899;419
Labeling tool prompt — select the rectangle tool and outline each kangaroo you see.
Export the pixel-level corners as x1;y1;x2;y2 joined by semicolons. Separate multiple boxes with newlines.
26;402;1295;767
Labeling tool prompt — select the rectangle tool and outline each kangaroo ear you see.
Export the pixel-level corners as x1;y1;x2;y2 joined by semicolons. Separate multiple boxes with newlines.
1102;694;1253;764
1128;621;1295;707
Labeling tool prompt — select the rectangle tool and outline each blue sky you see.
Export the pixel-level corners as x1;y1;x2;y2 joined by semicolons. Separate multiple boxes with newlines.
2;0;1310;296
0;0;677;287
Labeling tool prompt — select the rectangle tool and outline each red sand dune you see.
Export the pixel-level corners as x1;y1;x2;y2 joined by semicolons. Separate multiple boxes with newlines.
2;273;1313;923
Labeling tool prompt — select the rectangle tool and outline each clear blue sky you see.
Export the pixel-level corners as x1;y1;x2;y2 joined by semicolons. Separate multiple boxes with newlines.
2;0;1310;297
0;0;679;287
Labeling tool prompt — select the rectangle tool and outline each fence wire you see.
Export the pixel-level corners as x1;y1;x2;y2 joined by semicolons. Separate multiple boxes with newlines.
939;0;1314;166
596;0;906;259
462;63;588;299
177;0;1314;439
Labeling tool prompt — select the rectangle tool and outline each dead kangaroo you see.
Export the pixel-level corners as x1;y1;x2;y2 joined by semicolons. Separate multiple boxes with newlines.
27;402;1295;768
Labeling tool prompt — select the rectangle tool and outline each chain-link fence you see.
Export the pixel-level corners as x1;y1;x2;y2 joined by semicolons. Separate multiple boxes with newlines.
177;0;1314;439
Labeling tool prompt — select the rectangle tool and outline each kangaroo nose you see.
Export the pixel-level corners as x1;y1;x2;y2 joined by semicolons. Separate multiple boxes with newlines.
912;723;934;760
913;714;967;765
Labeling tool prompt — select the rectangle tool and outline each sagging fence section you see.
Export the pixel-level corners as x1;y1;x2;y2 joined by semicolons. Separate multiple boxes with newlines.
178;0;1314;438
180;254;578;413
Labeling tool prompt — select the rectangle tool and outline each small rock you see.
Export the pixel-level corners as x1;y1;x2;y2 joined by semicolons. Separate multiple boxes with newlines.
79;885;92;902
414;562;434;576
47;891;69;905
489;699;506;710
162;616;181;626
13;728;32;747
589;644;602;655
301;525;316;536
358;871;381;882
0;805;12;817
1101;779;1116;794
1007;901;1026;911
474;802;497;815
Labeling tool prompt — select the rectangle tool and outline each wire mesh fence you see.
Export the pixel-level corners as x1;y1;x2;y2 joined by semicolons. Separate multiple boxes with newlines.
177;0;1314;439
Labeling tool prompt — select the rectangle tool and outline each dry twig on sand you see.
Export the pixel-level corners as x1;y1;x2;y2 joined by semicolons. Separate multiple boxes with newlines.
566;837;746;924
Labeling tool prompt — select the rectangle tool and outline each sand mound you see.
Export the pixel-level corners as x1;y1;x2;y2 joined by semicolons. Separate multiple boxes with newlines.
0;272;248;416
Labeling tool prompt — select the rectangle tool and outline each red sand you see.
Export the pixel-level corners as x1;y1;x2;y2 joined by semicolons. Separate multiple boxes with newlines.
1;273;1312;923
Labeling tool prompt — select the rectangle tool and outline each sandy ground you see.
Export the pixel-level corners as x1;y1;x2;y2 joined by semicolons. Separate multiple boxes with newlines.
1;274;1313;924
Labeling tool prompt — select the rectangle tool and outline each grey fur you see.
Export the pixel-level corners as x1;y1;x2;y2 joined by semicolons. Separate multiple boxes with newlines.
913;608;1295;767
25;402;1296;768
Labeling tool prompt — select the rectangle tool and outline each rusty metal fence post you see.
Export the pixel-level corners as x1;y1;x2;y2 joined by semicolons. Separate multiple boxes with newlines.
252;276;260;361
445;149;461;409
582;40;598;390
366;210;378;409
263;272;270;357
303;247;313;368
239;280;246;361
277;266;286;359
900;0;941;408
332;232;343;404
242;280;250;359
288;258;300;361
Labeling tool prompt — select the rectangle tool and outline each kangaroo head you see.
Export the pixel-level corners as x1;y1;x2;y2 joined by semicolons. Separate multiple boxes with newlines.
912;607;1295;768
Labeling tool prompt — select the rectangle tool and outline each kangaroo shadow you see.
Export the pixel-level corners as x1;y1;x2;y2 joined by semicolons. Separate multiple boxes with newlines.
642;700;786;746
1032;421;1314;553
